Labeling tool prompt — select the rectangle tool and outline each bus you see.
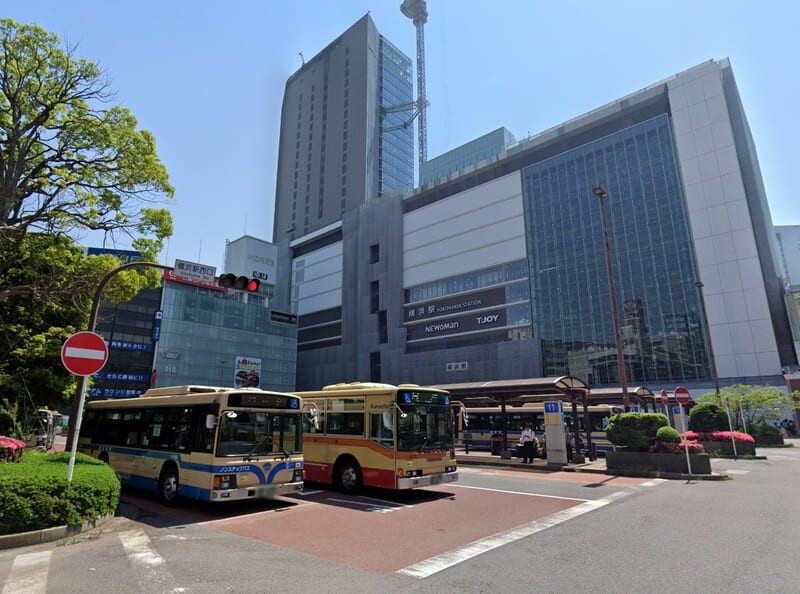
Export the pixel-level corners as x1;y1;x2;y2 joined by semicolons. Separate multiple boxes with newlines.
78;385;304;506
456;403;623;456
296;382;458;494
26;407;63;451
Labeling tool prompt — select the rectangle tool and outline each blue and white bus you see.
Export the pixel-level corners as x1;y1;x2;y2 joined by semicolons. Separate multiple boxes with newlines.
79;385;304;505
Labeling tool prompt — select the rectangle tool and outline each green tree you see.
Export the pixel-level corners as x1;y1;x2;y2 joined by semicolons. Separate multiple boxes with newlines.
0;19;174;433
697;384;796;432
0;18;174;303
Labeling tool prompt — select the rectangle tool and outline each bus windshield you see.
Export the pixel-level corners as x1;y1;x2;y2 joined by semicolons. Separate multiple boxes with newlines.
397;404;454;452
217;410;302;457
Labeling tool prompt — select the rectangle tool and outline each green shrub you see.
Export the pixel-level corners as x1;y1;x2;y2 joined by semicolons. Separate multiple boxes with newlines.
605;412;669;451
0;450;120;535
749;421;781;437
689;402;728;432
655;426;682;443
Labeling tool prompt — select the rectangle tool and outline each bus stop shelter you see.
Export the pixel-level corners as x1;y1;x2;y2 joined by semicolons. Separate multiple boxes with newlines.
428;378;655;461
427;376;591;459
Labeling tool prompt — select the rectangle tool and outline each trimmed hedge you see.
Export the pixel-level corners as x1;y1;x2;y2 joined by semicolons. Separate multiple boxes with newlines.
605;412;669;452
0;450;120;536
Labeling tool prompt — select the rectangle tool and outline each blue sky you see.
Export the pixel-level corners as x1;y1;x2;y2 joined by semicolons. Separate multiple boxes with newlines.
7;1;800;270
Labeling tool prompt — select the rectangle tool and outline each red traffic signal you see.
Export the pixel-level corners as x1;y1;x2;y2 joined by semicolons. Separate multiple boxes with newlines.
218;273;260;292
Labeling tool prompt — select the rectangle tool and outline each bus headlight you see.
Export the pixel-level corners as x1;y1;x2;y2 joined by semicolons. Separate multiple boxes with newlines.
293;469;304;482
213;474;236;490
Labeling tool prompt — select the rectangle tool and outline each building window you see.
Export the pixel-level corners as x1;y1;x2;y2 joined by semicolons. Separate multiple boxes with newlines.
370;352;381;383
370;281;379;313
378;310;388;344
370;243;380;264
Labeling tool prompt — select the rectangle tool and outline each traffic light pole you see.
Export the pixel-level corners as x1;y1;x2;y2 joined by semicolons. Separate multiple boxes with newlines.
65;262;171;482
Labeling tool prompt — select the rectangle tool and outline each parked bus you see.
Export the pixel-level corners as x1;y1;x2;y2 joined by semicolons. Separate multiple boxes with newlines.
456;403;623;456
78;385;304;506
296;382;458;494
26;407;63;450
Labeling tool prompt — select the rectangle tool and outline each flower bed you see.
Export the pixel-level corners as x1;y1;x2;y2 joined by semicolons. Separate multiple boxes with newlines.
0;436;26;463
606;450;712;475
684;431;756;456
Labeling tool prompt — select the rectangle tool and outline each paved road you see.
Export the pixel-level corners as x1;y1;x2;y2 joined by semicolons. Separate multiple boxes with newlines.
1;442;798;592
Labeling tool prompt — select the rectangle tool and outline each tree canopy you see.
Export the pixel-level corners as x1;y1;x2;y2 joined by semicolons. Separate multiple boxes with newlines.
0;18;174;301
0;19;175;429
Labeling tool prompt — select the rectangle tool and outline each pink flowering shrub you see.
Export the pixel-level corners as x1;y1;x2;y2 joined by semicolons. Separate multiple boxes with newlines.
650;440;705;455
685;430;755;444
0;435;26;463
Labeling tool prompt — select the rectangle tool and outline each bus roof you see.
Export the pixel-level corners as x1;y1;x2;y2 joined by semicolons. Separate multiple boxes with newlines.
140;385;226;397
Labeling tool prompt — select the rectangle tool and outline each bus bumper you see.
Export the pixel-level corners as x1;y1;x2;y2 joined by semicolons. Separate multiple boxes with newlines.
397;471;458;490
210;480;304;501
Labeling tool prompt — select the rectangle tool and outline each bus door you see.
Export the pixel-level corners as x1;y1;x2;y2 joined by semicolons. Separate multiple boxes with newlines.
303;400;330;481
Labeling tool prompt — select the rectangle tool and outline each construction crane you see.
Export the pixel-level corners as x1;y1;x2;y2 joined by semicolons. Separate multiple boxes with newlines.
400;0;428;175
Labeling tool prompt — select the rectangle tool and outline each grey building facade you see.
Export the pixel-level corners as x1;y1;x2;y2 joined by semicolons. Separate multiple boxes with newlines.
279;52;795;391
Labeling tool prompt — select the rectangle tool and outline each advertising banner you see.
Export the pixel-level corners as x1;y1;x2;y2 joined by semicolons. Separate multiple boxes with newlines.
234;356;262;388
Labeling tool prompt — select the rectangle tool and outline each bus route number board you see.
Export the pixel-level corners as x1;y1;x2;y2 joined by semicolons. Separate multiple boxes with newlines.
544;401;562;425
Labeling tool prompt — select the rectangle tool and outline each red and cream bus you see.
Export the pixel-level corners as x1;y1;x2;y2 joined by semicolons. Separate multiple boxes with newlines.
297;382;458;494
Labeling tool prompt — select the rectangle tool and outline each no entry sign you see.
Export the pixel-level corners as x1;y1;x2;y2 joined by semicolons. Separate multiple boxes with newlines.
61;331;109;376
674;385;692;405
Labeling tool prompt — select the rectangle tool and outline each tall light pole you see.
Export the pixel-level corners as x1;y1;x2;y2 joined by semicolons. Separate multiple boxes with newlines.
593;185;630;410
695;281;720;395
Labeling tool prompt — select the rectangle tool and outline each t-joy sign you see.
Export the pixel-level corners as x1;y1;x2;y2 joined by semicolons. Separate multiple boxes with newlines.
406;309;507;341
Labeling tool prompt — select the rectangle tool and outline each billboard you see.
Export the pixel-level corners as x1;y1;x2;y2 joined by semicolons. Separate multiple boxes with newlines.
234;356;262;388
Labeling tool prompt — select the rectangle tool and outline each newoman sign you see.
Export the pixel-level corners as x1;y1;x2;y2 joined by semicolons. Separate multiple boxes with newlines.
406;309;507;341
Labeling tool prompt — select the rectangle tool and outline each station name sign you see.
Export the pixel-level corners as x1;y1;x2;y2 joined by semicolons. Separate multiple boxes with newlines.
404;286;505;323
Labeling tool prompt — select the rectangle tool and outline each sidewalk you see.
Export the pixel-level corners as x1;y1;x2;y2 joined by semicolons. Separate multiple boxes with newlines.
455;447;729;480
456;447;608;474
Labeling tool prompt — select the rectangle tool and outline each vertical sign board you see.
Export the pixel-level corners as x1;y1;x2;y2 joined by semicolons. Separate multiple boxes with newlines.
544;401;568;465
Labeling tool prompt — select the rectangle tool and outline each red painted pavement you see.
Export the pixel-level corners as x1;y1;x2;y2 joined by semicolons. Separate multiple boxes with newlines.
202;485;581;575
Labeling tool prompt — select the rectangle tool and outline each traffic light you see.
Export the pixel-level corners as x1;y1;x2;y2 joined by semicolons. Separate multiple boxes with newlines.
218;273;260;292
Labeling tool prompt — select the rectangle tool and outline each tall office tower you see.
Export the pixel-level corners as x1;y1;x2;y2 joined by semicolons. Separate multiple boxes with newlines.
271;15;414;312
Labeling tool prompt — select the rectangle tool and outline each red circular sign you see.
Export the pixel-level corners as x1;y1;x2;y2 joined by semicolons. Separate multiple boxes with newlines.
61;332;109;376
674;386;692;405
661;390;670;405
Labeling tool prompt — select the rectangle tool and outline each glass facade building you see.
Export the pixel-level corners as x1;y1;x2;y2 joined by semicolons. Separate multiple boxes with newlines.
378;36;414;196
522;114;709;385
155;282;298;393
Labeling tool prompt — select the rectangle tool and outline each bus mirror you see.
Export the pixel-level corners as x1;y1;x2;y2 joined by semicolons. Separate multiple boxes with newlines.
205;414;216;430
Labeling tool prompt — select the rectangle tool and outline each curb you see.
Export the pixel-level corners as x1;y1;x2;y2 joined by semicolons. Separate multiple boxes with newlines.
457;457;730;481
0;513;114;551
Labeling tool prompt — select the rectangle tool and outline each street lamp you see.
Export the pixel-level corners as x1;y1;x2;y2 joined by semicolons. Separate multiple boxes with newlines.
694;281;720;395
695;280;736;457
592;185;630;410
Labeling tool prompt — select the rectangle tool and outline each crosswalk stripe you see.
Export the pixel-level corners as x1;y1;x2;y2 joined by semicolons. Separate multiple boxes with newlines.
118;529;185;592
2;550;51;594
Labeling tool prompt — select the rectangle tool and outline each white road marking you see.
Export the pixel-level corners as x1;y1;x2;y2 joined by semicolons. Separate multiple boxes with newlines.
118;529;185;593
398;491;630;579
119;529;164;567
450;483;587;502
2;550;51;594
325;497;401;512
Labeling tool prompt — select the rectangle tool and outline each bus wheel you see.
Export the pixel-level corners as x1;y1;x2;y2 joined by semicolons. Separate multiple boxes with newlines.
98;452;109;464
335;458;362;495
159;465;180;507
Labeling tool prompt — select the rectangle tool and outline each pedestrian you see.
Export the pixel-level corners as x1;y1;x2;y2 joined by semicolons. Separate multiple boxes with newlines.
520;424;535;463
565;425;574;462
